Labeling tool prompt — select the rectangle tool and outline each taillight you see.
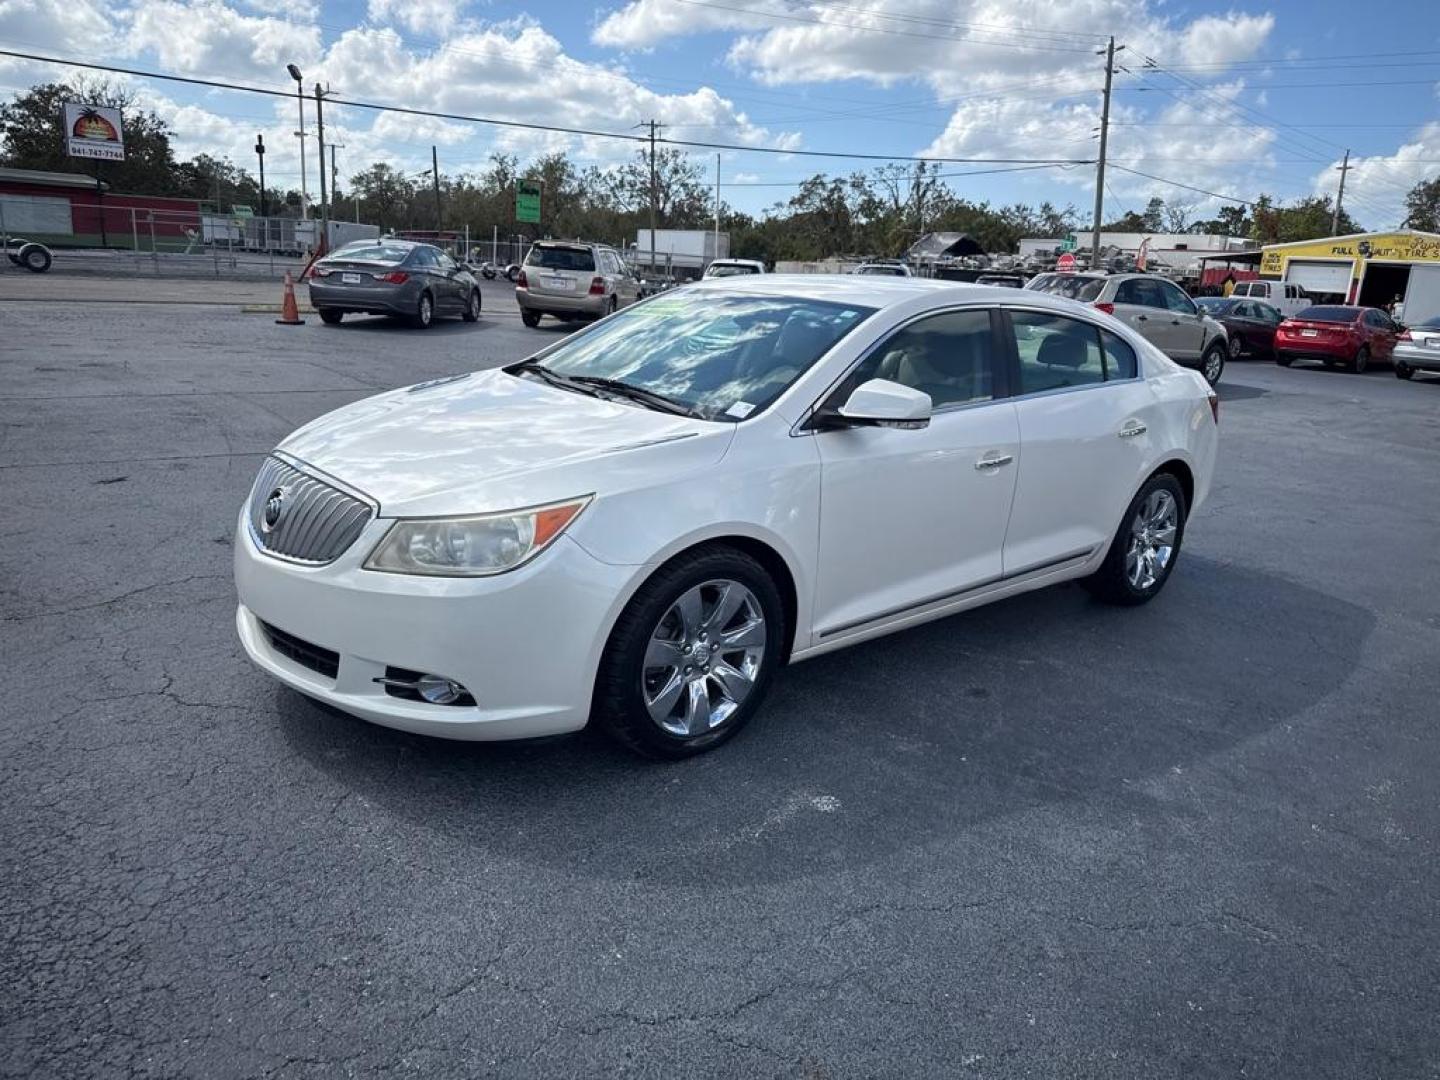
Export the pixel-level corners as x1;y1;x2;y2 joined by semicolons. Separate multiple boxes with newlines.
1093;302;1116;316
517;270;528;289
1208;390;1219;425
1398;329;1412;341
308;266;330;278
379;271;409;284
588;276;606;296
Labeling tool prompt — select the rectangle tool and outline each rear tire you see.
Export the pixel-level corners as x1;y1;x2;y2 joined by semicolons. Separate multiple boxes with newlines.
18;243;51;273
462;289;481;322
595;546;786;759
411;292;434;329
1395;361;1415;380
1200;343;1225;385
1351;345;1370;374
318;308;343;325
521;309;541;328
1083;473;1187;607
1228;335;1244;359
1275;352;1294;367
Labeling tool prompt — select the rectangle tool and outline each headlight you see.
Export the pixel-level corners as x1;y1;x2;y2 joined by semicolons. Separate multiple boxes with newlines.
364;497;591;577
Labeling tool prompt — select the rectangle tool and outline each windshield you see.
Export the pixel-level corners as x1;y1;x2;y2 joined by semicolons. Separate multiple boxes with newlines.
1028;274;1106;301
1195;297;1235;313
521;291;874;421
707;264;760;276
856;266;905;276
527;246;595;272
328;243;412;265
1296;306;1360;323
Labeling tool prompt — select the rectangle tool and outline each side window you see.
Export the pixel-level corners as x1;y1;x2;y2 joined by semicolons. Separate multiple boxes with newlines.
843;310;996;410
412;248;437;269
1115;279;1147;306
435;252;456;272
1011;311;1106;393
1160;282;1197;315
1100;330;1138;379
1232;283;1250;298
1260;303;1283;324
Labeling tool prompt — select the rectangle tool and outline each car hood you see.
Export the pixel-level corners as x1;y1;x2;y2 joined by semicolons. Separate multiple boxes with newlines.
277;369;731;517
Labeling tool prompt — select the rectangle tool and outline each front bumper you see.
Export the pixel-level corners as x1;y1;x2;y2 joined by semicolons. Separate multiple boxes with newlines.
1394;342;1440;371
516;287;606;318
234;512;638;740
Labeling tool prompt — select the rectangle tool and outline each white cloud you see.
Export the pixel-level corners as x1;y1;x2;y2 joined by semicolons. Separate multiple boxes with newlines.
125;0;323;83
366;0;466;37
593;0;787;49
1312;122;1440;230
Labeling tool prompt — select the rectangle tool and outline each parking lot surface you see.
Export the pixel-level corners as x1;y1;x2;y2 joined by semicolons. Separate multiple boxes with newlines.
3;298;1439;1078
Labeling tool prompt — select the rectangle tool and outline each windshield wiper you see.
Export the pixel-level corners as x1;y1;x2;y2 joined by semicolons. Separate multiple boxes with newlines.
568;376;707;419
512;360;606;399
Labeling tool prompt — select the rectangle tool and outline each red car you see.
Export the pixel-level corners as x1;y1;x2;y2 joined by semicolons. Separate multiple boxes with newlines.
1275;305;1402;373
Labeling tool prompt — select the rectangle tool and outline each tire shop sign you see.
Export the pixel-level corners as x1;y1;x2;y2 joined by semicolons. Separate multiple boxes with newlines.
63;103;126;161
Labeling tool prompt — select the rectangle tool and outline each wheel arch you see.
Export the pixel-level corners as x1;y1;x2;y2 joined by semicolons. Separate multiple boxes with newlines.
1148;457;1195;518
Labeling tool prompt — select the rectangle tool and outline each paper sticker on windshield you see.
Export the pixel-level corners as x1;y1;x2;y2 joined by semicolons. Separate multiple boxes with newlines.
725;401;755;419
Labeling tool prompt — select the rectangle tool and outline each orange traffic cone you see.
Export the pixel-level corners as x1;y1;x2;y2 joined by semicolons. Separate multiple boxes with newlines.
275;271;305;325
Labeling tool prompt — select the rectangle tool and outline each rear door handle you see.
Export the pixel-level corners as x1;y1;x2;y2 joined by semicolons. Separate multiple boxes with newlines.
1118;422;1147;438
975;454;1014;470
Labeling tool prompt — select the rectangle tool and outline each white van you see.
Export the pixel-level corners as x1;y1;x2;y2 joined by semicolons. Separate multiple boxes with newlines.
1231;279;1312;317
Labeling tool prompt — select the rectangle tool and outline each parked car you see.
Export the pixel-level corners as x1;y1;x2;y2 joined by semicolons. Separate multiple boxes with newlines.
306;239;481;328
1393;315;1440;380
1030;272;1229;385
516;241;641;327
975;273;1029;288
1229;279;1312;317
704;258;766;278
1195;297;1284;358
853;263;912;277
1275;305;1401;373
234;276;1218;758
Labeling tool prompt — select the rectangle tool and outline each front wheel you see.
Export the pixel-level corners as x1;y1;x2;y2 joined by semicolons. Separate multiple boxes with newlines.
410;292;433;329
1352;345;1370;374
1083;473;1187;607
520;309;541;328
1395;361;1415;380
595;547;786;759
1200;343;1225;385
18;243;51;273
462;289;481;322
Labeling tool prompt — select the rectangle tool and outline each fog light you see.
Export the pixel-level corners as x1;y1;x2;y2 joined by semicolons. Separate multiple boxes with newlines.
417;674;467;705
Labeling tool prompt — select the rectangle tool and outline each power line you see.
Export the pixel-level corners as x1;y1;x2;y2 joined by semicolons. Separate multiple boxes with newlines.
0;49;1092;167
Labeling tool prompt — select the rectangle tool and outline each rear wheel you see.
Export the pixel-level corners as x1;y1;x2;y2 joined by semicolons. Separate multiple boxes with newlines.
1200;343;1225;385
1083;473;1187;607
318;308;343;325
1228;335;1244;359
595;547;785;759
521;309;541;328
411;292;434;329
1351;345;1370;374
461;289;481;322
1276;352;1294;367
1395;361;1415;380
18;243;51;273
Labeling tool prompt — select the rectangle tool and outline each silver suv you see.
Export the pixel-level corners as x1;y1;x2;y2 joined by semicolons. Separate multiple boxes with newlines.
1026;272;1230;384
517;241;641;327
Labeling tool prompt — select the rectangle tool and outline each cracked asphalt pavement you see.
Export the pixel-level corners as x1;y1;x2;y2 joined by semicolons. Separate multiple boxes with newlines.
3;287;1439;1078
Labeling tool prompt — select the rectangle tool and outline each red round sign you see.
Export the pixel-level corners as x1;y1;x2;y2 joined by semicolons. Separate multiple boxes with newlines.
1056;253;1077;272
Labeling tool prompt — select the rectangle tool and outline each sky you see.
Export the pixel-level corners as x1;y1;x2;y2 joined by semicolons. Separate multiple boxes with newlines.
2;0;1439;229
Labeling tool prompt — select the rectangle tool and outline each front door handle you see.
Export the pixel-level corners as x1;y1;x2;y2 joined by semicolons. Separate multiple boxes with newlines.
1118;422;1147;438
975;454;1014;470
1135;314;1149;322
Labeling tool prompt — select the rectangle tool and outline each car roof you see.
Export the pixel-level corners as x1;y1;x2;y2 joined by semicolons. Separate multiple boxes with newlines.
679;273;1051;309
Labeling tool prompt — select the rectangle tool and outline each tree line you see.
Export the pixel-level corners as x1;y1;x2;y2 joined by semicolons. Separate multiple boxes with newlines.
6;80;1438;260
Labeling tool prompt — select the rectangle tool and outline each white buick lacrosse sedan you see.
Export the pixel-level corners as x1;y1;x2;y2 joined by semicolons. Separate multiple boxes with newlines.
235;277;1218;757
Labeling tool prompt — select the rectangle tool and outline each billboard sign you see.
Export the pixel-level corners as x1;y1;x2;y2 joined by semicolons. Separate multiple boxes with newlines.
63;103;125;161
515;179;541;224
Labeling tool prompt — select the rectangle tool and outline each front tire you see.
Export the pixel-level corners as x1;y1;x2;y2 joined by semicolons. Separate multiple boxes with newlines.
18;243;51;273
595;547;786;759
1200;343;1226;385
520;309;541;328
462;289;481;322
1352;345;1370;374
1395;361;1415;380
1083;473;1187;607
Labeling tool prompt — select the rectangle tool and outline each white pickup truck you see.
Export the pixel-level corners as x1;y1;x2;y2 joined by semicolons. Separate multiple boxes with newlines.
1230;279;1313;317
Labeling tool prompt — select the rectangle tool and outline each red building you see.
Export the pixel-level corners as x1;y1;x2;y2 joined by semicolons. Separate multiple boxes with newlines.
0;167;202;247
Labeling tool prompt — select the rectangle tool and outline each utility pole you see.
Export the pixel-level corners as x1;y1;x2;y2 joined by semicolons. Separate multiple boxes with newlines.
1332;149;1351;235
255;134;267;218
1091;36;1119;266
648;119;659;277
314;83;328;249
714;153;721;261
432;145;443;234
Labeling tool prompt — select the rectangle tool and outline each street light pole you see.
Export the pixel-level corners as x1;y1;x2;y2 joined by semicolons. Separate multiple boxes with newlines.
314;82;328;250
287;64;308;220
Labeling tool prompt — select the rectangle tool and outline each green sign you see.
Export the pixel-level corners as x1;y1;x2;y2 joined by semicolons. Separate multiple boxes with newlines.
515;180;541;224
1060;234;1077;252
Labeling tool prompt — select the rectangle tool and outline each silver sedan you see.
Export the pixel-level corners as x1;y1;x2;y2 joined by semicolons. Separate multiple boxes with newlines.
1394;315;1440;381
307;240;482;328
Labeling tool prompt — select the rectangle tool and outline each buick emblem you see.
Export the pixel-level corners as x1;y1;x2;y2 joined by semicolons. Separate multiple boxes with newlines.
261;487;286;532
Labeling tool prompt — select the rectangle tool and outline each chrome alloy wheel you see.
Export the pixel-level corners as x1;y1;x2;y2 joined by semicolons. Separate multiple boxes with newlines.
642;579;767;737
1125;489;1179;591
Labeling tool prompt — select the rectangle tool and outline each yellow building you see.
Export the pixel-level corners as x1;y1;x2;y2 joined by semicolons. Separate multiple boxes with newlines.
1259;230;1440;320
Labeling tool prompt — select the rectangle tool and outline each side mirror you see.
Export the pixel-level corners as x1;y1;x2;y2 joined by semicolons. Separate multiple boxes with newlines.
831;379;932;430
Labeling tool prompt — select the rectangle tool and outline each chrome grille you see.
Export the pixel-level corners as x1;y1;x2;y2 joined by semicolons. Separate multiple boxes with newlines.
246;456;374;565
